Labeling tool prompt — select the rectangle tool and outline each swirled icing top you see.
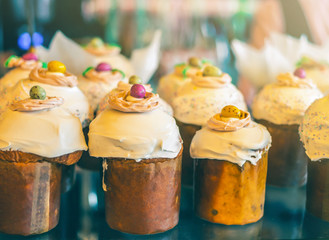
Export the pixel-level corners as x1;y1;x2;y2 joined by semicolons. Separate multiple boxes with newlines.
108;89;159;113
191;72;232;88
207;110;251;132
4;55;43;70
88;108;182;160
276;73;316;89
299;95;329;161
0;106;87;158
10;97;64;112
297;57;329;94
172;81;247;126
0;79;92;127
29;67;78;87
96;81;173;116
83;68;123;83
84;42;121;57
252;72;323;125
190;109;271;166
78;68;126;112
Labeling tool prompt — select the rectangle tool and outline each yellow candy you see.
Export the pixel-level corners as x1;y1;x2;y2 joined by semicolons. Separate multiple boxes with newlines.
90;37;104;48
221;105;241;119
48;60;66;73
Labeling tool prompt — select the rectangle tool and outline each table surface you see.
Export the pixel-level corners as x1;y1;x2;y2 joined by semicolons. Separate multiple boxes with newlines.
1;170;329;240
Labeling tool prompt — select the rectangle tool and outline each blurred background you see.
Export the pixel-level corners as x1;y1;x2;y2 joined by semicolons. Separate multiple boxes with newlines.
0;0;258;83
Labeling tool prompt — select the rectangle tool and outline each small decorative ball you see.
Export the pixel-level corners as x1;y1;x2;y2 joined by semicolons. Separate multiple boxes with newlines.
90;37;104;48
30;85;46;100
129;75;142;85
203;66;222;77
130;84;146;98
48;60;66;73
188;57;202;68
95;62;111;72
294;68;306;79
221;105;241;118
22;53;38;61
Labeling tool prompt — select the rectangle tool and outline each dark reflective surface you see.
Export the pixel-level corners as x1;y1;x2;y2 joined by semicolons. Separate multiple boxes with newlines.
1;171;329;240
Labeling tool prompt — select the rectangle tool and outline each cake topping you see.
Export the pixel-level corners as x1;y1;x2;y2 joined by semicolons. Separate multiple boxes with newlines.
191;66;231;88
29;61;78;87
48;60;66;74
202;65;222;77
10;86;64;112
84;37;121;56
82;64;123;83
293;68;306;79
296;56;328;70
4;54;43;70
207;105;251;132
108;80;159;113
188;57;202;68
174;57;212;78
276;72;316;89
129;75;142;85
22;53;38;61
30;85;46;100
116;81;152;92
95;62;112;72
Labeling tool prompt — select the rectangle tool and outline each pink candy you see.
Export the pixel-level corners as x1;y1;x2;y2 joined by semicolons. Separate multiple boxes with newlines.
130;84;146;98
294;68;306;79
22;53;38;61
95;62;111;72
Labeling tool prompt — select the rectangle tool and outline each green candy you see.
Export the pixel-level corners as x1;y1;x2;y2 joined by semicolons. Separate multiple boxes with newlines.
4;55;18;68
112;69;125;78
30;85;46;100
202;66;222;77
188;57;202;68
82;66;94;77
129;75;142;84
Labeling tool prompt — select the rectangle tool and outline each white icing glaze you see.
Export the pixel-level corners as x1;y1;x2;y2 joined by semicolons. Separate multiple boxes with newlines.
172;81;247;126
157;73;189;105
88;108;182;160
299;95;329;161
0;79;92;126
190;121;271;166
78;75;128;112
252;82;323;125
0;68;31;95
0;107;87;158
305;68;329;95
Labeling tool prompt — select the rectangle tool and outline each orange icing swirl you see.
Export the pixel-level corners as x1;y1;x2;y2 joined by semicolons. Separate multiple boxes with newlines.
207;110;251;132
192;72;232;88
10;97;64;112
85;45;120;56
29;67;78;87
174;65;200;77
7;58;42;70
276;73;316;89
108;90;159;113
84;69;123;83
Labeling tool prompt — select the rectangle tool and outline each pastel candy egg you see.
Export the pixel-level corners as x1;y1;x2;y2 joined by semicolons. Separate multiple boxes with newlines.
30;85;46;100
129;75;142;85
48;60;66;73
221;105;241;119
130;84;146;98
203;66;222;77
96;62;111;72
22;53;38;61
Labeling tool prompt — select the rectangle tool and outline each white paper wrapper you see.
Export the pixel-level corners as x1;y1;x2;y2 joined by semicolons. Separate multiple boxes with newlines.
232;32;329;89
36;30;161;83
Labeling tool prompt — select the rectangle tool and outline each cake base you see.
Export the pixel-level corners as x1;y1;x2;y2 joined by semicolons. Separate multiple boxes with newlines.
257;119;307;187
194;151;268;225
176;119;201;186
306;158;329;222
0;160;61;235
103;147;183;235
